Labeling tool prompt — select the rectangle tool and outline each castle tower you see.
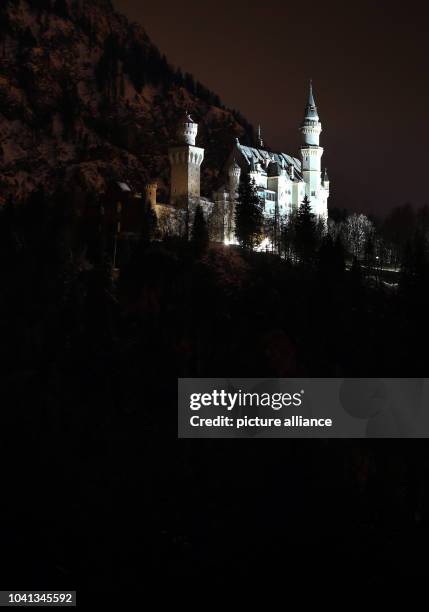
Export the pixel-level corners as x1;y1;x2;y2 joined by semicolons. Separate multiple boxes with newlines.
145;182;157;208
228;159;241;195
323;168;329;190
169;113;205;207
257;125;264;148
300;81;327;218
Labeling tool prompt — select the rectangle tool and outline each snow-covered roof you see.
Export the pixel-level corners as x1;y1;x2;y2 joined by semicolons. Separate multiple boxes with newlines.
236;144;303;180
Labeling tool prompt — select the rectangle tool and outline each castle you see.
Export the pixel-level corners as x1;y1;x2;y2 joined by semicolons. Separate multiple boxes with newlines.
142;82;329;245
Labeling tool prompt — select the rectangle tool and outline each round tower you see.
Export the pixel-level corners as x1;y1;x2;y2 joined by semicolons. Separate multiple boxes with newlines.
300;81;327;218
300;81;322;146
228;159;241;194
169;112;205;206
145;182;157;207
178;112;198;146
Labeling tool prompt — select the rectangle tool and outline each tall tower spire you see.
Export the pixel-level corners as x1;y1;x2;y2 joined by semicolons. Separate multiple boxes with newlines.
305;80;319;120
300;81;328;218
301;80;322;145
257;124;264;148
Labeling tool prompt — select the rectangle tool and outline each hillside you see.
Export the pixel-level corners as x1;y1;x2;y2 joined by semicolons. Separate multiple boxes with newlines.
0;0;256;205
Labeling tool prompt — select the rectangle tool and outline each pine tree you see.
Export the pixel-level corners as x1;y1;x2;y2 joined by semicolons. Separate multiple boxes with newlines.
191;205;209;257
294;195;317;266
280;212;297;262
235;172;263;250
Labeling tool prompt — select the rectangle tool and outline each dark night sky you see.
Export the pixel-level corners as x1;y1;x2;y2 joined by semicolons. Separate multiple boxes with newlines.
114;0;428;216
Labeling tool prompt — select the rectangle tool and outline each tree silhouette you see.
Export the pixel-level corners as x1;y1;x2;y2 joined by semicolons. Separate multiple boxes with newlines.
349;256;365;306
294;195;317;266
364;234;376;277
280;212;297;262
318;234;345;281
399;230;428;296
235;172;263;250
191;205;209;257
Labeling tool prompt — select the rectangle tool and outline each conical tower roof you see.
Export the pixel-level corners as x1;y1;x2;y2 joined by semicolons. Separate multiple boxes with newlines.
305;80;319;120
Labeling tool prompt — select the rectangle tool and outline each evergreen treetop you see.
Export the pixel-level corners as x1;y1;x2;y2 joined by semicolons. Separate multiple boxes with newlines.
294;195;318;266
235;172;263;251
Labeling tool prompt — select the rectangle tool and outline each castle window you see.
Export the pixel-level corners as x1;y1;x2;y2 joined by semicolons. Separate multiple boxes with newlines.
311;191;316;196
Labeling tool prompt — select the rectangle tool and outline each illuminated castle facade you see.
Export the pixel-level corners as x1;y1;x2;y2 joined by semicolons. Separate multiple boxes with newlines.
149;83;329;244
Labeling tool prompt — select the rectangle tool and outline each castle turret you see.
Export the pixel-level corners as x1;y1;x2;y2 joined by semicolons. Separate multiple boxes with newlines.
228;159;241;195
301;81;322;146
179;112;198;146
257;124;264;148
323;168;329;189
169;112;205;207
145;182;157;208
300;81;327;218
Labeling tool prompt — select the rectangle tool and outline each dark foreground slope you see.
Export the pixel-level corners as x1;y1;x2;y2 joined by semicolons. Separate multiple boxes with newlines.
1;203;429;595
